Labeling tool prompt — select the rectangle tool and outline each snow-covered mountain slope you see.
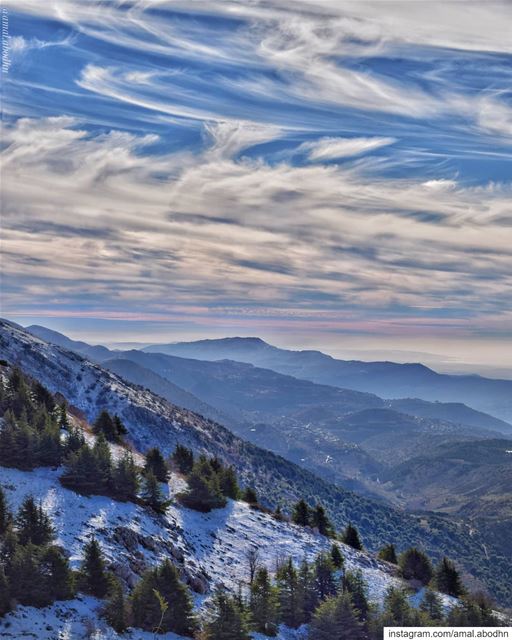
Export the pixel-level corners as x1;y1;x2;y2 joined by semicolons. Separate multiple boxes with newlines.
0;453;415;639
0;464;403;599
2;318;512;607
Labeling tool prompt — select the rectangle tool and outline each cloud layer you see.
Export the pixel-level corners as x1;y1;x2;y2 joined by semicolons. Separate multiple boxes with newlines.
1;1;512;351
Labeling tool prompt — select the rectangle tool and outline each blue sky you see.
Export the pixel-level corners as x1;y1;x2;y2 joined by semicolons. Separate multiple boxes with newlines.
1;1;512;372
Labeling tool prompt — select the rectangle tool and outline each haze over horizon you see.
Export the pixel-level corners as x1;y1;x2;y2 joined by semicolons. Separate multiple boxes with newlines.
2;1;511;373
5;317;511;380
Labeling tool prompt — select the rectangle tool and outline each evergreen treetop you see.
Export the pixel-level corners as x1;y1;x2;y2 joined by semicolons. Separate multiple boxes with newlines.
144;446;169;483
399;547;433;585
250;566;279;636
378;543;398;564
434;557;465;597
342;523;363;550
292;499;311;527
330;543;344;569
80;537;110;598
309;591;366;640
16;495;55;546
204;588;251;640
311;504;334;537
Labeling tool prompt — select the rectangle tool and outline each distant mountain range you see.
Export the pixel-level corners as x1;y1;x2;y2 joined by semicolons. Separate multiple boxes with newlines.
25;325;510;498
141;336;512;423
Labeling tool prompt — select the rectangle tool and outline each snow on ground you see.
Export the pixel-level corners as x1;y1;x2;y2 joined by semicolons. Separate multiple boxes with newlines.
0;595;188;640
0;463;402;599
0;466;165;571
409;586;458;612
173;499;328;589
0;462;455;638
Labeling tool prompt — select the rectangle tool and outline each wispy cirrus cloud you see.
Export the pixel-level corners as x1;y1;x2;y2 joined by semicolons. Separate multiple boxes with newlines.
300;136;396;161
2;117;511;332
1;1;512;357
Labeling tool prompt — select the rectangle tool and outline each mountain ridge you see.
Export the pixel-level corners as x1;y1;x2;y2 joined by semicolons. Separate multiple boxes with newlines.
24;325;509;499
140;335;512;423
26;325;510;434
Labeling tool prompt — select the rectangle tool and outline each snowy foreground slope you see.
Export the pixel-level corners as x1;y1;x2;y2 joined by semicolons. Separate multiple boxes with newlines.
0;461;417;640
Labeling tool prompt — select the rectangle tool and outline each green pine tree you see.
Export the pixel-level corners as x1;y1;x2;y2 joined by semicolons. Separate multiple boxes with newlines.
92;432;113;492
433;557;465;597
420;588;444;621
16;496;55;546
103;577;127;633
382;587;416;626
242;486;258;504
93;410;115;439
203;588;251;640
144;447;169;482
250;567;279;636
64;427;86;455
314;552;337;601
93;410;124;442
171;445;194;474
218;466;240;499
309;592;365;640
342;523;363;550
37;423;62;466
0;416;37;470
292;499;311;527
330;543;344;569
58;401;69;429
80;537;110;598
343;570;369;621
32;381;54;411
40;545;74;600
378;543;398;564
10;543;49;607
155;560;196;636
112;452;139;501
130;569;162;631
0;416;16;467
112;414;127;438
0;526;18;575
0;568;11;617
399;547;433;585
131;561;196;636
178;463;226;512
60;443;99;494
298;558;319;624
311;504;333;537
141;470;168;513
0;486;10;535
276;558;301;628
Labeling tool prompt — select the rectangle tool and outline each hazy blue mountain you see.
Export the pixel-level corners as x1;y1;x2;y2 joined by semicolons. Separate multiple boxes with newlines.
25;324;507;495
322;407;502;465
102;357;231;427
143;337;512;424
387;398;509;432
26;324;112;361
28;325;510;432
383;438;512;562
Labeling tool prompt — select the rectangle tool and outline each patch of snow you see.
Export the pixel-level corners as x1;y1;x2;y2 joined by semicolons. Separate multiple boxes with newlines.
0;596;188;640
409;586;458;612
